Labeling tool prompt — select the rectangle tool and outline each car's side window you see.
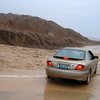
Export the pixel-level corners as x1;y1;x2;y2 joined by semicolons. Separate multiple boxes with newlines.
87;51;95;60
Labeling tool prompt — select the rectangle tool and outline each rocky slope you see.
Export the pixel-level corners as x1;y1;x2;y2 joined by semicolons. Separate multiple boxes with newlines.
0;13;91;48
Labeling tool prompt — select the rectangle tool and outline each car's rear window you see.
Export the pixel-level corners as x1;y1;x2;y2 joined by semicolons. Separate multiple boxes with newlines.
54;49;86;60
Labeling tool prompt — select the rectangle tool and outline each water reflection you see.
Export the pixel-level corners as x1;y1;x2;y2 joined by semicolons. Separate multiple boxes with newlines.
44;79;94;100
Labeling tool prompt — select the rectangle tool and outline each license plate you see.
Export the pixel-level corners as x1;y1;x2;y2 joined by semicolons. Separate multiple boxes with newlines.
59;64;68;69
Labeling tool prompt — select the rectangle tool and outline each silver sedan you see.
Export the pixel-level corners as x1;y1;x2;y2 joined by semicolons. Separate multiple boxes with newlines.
46;47;99;84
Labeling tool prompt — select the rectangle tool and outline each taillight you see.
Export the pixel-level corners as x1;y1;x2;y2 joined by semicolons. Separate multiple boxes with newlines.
47;61;53;67
75;64;85;70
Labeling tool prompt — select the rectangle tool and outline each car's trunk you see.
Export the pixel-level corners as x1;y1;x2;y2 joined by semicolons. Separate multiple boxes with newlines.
48;56;86;70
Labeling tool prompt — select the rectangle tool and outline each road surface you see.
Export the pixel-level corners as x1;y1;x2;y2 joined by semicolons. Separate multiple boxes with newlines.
0;46;100;100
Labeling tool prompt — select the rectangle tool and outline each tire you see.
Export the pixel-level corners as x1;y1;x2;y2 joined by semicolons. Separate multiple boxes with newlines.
47;76;54;80
47;76;51;79
84;70;91;85
94;66;97;74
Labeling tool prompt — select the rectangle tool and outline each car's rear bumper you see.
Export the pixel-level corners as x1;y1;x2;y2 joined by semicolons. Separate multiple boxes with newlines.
46;67;89;81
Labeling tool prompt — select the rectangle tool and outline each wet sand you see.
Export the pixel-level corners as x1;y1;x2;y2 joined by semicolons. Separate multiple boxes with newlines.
0;44;55;70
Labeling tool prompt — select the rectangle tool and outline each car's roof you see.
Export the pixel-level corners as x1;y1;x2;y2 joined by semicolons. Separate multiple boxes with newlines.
62;47;90;51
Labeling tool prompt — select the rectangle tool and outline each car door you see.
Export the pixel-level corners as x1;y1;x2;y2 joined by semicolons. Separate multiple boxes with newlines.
87;51;97;75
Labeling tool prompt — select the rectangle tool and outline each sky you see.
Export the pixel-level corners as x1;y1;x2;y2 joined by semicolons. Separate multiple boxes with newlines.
0;0;100;39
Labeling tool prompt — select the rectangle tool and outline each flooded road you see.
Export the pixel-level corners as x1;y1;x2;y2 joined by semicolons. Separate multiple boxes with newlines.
0;46;100;100
0;71;100;100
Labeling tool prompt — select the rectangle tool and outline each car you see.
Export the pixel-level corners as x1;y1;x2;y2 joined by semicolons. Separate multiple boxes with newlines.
46;47;99;84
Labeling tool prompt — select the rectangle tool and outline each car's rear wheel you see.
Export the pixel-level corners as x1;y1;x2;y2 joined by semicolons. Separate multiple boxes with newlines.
47;76;51;79
47;76;55;80
84;70;91;85
94;66;97;74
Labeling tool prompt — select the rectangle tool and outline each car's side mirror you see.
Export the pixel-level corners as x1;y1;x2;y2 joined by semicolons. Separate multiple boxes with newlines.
94;56;99;59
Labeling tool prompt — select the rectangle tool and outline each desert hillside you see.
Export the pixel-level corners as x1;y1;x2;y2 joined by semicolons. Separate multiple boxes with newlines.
0;13;91;48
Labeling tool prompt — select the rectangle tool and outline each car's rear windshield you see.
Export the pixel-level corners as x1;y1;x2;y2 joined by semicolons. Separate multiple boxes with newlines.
54;49;86;60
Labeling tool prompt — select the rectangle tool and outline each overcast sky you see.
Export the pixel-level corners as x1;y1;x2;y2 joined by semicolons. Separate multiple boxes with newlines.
0;0;100;39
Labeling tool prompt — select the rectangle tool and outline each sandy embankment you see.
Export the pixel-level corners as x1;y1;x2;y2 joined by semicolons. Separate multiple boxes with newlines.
0;44;55;71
